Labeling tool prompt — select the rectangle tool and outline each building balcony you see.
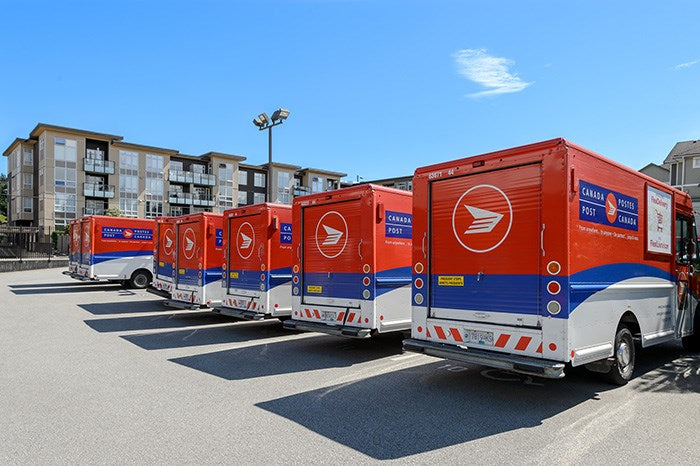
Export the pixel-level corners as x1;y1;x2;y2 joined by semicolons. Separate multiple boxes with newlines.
168;170;216;186
84;158;115;175
293;185;311;197
192;196;215;207
84;182;115;199
83;207;105;216
168;192;193;205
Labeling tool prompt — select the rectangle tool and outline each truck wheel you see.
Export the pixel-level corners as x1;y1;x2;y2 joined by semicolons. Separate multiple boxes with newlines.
681;310;700;351
129;270;151;289
605;325;635;386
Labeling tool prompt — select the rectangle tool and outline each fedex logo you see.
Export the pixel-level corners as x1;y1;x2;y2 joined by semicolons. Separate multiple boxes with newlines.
451;184;513;253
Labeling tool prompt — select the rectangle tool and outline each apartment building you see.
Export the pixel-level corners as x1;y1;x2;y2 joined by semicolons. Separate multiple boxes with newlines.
664;139;700;222
344;175;413;191
3;123;346;234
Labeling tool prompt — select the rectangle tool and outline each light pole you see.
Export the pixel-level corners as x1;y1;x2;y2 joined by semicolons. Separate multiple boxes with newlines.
253;108;290;202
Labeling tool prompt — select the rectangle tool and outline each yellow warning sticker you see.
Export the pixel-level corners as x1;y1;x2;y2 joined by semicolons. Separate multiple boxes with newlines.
158;261;164;266
229;271;239;279
307;285;323;293
178;269;185;275
438;275;464;286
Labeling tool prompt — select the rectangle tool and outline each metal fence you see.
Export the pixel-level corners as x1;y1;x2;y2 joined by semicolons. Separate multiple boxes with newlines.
0;225;68;260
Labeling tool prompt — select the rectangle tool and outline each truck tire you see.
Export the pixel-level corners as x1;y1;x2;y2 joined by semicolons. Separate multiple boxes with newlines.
681;309;700;352
605;325;635;386
129;269;151;289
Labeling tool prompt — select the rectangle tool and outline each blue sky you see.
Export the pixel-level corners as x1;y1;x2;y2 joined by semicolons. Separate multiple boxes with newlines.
1;0;699;180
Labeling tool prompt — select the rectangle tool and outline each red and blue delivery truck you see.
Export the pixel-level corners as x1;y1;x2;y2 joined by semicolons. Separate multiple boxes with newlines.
148;216;177;297
283;184;413;338
215;203;293;320
166;212;224;309
67;219;82;274
67;215;155;288
403;138;700;384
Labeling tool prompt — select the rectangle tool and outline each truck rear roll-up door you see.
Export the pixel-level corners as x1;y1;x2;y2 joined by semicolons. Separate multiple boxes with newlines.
226;212;264;298
429;163;542;327
302;199;363;308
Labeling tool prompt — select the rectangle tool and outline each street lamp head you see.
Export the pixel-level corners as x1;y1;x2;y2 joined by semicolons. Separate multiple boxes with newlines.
258;113;270;125
271;108;290;122
253;117;264;128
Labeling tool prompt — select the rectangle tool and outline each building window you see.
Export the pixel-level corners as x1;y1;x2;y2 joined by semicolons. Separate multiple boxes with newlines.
14;148;21;172
238;169;248;185
254;172;266;188
277;171;291;204
145;154;164;218
670;163;678;185
145;201;163;218
218;163;235;210
39;135;45;161
23;173;33;190
54;138;77;228
253;192;266;204
312;176;324;193
23;148;33;167
23;197;32;213
694;158;700;169
192;164;206;174
170;160;183;171
119;150;139;217
237;190;248;205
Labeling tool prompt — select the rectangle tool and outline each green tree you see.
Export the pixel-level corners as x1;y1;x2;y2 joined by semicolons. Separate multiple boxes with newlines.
104;207;122;217
0;173;7;224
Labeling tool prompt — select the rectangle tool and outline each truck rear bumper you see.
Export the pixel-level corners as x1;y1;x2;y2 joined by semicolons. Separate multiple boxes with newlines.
214;306;267;321
403;338;566;379
146;286;171;299
163;299;204;311
283;319;373;338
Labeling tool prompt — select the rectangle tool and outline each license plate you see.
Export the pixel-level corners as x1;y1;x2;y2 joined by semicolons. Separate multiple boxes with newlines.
464;329;494;346
321;311;336;321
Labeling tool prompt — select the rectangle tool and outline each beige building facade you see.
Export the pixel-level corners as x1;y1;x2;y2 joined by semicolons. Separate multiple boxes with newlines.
3;123;346;234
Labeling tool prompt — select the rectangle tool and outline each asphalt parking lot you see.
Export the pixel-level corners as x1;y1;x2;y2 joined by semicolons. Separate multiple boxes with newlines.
1;268;698;464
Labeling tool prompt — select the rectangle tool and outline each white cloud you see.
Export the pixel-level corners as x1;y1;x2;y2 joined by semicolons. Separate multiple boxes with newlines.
674;59;699;70
454;48;532;98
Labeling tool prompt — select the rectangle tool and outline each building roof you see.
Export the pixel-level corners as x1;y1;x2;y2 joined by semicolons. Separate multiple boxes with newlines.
199;151;247;162
2;138;31;157
360;174;412;184
111;140;179;154
638;162;669;173
664;140;700;164
29;123;124;141
261;161;303;170
298;167;347;178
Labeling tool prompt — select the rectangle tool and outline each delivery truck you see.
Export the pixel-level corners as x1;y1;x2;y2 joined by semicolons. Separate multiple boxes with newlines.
403;138;700;384
67;219;82;274
147;216;177;298
68;215;155;288
215;203;293;320
166;212;224;309
283;184;413;338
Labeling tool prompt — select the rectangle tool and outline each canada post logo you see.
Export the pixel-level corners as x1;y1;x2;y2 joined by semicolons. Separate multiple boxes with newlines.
182;227;197;260
163;228;175;256
452;184;513;253
236;222;255;260
315;211;348;259
579;180;638;231
72;227;80;245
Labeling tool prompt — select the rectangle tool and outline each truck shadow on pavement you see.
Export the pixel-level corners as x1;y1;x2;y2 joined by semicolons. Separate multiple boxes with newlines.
121;320;296;350
83;310;237;333
9;281;97;288
253;342;699;460
632;342;699;394
11;283;124;295
169;333;405;380
79;300;170;315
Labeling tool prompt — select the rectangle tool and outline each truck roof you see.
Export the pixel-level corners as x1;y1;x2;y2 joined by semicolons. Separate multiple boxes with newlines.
294;183;412;205
414;138;689;202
